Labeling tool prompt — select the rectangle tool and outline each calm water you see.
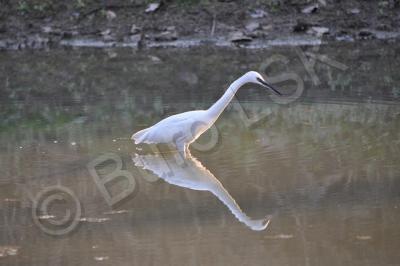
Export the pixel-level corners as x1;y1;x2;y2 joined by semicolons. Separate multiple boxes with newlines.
1;42;400;265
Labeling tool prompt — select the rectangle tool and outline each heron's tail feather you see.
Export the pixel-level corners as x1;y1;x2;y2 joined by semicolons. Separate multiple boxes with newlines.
131;127;151;144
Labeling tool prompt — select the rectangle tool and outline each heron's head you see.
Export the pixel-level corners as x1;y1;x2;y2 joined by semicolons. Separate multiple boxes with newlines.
243;71;282;96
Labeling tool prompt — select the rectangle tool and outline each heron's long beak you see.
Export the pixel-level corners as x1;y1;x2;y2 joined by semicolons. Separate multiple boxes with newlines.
257;77;282;96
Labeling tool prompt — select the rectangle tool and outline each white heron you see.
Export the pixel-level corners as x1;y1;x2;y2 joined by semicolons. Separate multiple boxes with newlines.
131;71;281;155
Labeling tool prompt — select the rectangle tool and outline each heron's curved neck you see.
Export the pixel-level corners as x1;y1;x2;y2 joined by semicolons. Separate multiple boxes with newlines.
207;77;247;119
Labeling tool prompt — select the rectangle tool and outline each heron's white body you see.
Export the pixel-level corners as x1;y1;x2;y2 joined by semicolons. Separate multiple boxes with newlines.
133;110;210;152
131;71;273;155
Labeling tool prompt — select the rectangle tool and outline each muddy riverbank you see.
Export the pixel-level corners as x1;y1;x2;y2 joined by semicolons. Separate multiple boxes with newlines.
0;0;399;50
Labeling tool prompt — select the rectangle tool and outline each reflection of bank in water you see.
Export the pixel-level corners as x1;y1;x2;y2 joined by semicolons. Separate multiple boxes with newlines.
133;152;271;231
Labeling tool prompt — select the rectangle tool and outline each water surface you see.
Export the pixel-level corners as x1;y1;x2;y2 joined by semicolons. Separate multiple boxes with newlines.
1;42;400;265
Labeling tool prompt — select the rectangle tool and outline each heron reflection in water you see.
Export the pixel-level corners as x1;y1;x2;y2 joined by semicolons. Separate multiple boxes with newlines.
133;151;271;231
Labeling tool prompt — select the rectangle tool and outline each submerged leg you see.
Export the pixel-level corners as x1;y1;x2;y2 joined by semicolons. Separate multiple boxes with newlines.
185;145;192;157
176;141;188;158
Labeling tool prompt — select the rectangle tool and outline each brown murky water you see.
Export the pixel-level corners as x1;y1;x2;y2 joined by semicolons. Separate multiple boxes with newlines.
1;42;400;265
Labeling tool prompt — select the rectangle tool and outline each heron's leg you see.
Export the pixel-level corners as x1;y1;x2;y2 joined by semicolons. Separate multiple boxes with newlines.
185;145;192;157
176;141;187;158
